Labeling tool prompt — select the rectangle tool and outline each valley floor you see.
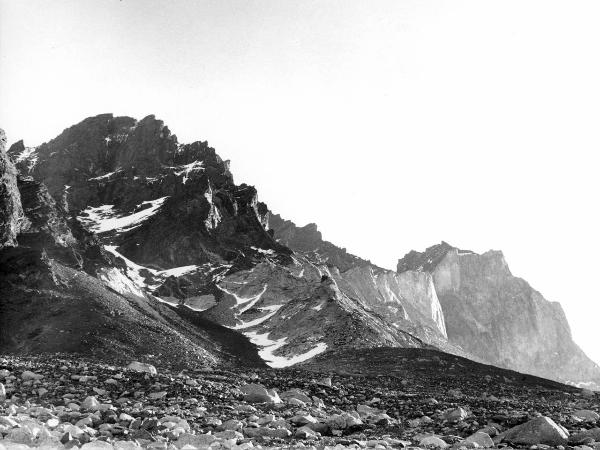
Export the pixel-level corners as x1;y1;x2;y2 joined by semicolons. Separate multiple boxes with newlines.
0;350;599;450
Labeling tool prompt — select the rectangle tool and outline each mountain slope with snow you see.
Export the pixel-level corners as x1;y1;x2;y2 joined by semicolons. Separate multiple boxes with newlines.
2;114;598;385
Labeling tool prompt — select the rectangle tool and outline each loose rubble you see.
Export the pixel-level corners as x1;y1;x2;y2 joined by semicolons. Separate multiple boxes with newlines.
0;354;598;450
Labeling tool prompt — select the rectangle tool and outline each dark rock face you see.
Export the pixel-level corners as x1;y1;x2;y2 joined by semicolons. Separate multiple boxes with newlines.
0;129;25;248
11;113;290;269
397;242;600;386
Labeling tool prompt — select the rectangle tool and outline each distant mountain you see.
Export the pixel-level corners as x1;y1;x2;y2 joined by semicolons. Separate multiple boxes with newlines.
1;114;598;387
397;242;600;387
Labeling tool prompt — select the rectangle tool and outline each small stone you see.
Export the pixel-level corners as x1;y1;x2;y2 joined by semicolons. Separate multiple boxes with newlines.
46;418;60;428
291;414;318;425
80;441;114;450
148;391;167;399
221;419;243;431
296;425;319;440
82;396;100;410
21;370;43;380
317;377;332;387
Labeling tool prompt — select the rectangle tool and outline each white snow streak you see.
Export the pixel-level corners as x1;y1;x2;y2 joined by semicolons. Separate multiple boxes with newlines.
157;265;199;277
251;246;275;255
78;197;168;233
174;161;204;183
88;170;122;181
244;331;328;368
232;305;282;330
215;283;268;311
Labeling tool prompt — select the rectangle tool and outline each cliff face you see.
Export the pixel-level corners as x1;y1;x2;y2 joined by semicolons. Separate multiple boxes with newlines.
397;243;600;385
0;129;25;248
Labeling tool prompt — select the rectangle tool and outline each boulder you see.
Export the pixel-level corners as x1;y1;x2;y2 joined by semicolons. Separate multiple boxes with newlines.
582;389;596;398
572;410;600;422
501;416;569;446
443;407;468;422
175;432;216;448
239;383;281;404
464;431;494;448
280;388;312;404
419;435;450;448
569;428;600;445
126;362;157;375
21;371;44;381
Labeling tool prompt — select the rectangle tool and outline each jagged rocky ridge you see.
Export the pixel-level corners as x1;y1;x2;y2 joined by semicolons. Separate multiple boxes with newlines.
1;114;598;387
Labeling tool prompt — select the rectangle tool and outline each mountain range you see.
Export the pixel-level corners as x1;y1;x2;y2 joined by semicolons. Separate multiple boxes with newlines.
1;114;598;388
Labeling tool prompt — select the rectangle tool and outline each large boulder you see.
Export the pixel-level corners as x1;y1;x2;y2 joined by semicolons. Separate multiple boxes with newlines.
501;416;569;446
239;383;282;404
126;361;157;375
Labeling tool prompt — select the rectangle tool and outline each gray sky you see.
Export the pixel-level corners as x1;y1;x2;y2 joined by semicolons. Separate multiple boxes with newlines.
2;0;599;365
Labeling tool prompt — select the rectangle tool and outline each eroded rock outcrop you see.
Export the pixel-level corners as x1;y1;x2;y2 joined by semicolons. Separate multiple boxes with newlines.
0;129;25;248
397;242;600;385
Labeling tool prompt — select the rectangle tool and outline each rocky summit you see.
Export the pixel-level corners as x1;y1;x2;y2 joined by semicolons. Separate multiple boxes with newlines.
0;114;599;449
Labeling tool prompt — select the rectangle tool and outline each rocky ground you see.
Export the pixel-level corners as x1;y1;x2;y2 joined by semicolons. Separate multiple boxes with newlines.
1;350;599;450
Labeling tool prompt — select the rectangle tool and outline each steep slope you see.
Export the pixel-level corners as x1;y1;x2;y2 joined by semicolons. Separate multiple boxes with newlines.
0;129;25;248
397;242;600;386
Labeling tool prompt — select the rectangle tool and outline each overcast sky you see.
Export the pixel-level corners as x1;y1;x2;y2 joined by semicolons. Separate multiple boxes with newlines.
1;0;599;365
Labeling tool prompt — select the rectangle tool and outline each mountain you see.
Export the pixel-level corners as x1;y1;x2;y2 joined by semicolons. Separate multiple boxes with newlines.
397;242;600;387
1;113;598;387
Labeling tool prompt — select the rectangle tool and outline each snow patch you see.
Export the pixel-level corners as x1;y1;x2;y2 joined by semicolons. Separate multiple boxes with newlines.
216;283;268;311
174;161;204;184
251;246;275;255
13;146;38;171
99;267;146;298
312;302;325;311
157;265;200;277
244;331;328;368
104;245;159;294
78;196;168;233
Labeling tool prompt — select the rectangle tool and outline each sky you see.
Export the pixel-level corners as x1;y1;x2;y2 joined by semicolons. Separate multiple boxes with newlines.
1;1;599;365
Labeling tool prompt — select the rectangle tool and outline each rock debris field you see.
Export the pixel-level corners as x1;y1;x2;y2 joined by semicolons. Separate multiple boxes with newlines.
1;352;599;450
